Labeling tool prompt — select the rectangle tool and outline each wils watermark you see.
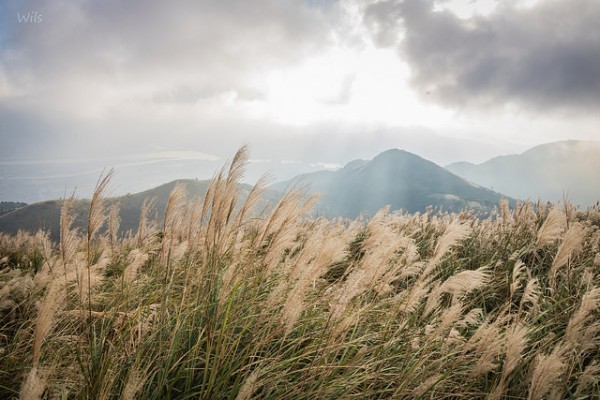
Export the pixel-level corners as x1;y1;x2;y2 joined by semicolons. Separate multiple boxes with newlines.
17;11;43;24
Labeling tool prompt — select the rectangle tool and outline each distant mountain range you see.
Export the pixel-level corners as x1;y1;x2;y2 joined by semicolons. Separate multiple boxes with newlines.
3;141;599;239
0;149;509;239
0;179;280;241
270;149;508;218
446;140;600;207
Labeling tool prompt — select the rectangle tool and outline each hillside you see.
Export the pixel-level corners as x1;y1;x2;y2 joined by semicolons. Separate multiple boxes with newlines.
0;202;27;216
2;149;599;399
446;140;600;207
0;179;280;241
271;149;509;218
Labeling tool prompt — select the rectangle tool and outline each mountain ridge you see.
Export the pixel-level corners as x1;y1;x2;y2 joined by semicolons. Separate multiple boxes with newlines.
272;148;510;218
7;140;597;238
446;140;600;206
0;179;281;241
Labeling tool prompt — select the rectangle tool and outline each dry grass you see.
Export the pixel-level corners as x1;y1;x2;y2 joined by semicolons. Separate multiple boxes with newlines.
1;148;599;399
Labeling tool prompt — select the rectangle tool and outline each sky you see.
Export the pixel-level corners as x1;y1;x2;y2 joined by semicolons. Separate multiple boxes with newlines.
1;0;600;199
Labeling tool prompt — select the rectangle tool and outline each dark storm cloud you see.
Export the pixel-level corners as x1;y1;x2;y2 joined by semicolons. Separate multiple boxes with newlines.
364;0;600;112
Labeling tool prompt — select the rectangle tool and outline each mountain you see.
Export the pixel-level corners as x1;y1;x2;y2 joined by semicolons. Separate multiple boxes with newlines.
0;179;280;241
271;149;509;218
0;202;27;216
446;140;600;207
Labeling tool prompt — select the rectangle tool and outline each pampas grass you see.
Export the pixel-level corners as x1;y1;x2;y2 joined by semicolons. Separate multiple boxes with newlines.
576;362;600;397
564;287;600;349
550;222;586;287
235;368;262;400
31;280;65;365
528;348;566;400
1;147;600;399
19;366;46;400
87;169;114;245
121;369;146;400
108;202;121;255
536;207;567;247
123;249;148;285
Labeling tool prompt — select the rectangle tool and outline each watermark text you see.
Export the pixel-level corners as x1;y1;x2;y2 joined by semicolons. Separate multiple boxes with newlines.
17;11;43;24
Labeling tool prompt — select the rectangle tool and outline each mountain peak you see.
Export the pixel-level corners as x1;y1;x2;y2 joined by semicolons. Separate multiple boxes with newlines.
446;140;600;206
271;148;508;218
522;139;600;159
372;148;410;159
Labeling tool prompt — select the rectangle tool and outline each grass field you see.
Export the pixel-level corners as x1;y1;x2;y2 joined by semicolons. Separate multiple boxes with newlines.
1;147;599;399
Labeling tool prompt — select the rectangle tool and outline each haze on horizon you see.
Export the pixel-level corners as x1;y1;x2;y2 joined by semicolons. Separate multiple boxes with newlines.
1;0;600;201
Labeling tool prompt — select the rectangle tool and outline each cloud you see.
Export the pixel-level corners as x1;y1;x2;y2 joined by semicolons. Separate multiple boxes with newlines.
363;0;600;112
0;0;339;157
2;0;597;194
309;161;342;169
1;0;330;97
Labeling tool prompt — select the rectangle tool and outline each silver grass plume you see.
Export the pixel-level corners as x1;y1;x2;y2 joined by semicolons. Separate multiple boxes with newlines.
550;222;586;287
536;208;567;248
